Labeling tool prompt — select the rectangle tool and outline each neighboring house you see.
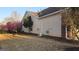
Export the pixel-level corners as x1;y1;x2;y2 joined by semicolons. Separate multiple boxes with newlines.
22;11;40;34
22;7;71;39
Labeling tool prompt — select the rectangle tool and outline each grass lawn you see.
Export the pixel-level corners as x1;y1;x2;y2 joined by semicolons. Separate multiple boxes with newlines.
0;34;33;50
0;33;78;51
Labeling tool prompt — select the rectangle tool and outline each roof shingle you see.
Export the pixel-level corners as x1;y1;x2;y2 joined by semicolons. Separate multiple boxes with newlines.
38;7;65;17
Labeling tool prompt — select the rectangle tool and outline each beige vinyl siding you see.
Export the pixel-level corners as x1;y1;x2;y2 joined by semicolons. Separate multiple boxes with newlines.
22;12;62;37
39;13;62;37
31;15;40;34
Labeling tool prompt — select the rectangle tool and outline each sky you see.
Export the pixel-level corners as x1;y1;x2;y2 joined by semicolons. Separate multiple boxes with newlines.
0;7;47;22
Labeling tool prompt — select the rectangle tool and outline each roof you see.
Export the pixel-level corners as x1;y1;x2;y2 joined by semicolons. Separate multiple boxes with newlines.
23;11;38;19
25;11;38;16
38;7;65;17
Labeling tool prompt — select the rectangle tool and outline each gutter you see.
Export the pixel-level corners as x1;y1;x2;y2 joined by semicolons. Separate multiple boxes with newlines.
39;10;64;19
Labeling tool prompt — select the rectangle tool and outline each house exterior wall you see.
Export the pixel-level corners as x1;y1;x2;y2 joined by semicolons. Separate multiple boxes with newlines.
22;12;63;37
22;26;29;32
22;12;40;34
31;15;40;34
39;13;62;37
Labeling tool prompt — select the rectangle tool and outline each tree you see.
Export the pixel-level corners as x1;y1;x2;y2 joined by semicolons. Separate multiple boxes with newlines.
62;7;79;40
16;22;22;32
23;17;29;28
6;22;12;33
23;16;33;32
3;11;22;33
6;22;17;33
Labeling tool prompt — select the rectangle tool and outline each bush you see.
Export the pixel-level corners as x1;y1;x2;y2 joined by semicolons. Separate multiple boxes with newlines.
0;30;7;34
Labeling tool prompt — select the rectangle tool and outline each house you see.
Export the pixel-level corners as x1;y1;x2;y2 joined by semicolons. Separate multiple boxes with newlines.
38;7;66;38
22;11;40;34
22;7;71;39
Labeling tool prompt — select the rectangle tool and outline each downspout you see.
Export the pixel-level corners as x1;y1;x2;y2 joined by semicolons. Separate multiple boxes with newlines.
39;20;43;36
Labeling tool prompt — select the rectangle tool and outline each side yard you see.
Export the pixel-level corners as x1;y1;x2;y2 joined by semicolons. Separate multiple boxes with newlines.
0;34;79;51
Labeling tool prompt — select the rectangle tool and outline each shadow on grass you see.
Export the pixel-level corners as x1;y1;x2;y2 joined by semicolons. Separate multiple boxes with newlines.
8;32;79;45
64;47;79;51
0;33;79;51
